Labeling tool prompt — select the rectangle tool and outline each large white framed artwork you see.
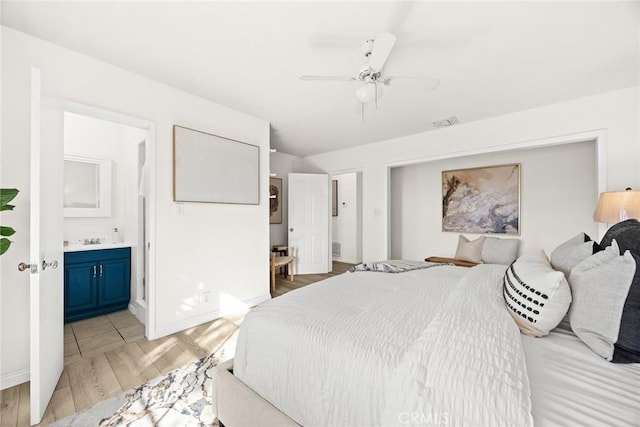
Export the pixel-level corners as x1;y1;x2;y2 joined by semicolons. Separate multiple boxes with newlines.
173;125;259;204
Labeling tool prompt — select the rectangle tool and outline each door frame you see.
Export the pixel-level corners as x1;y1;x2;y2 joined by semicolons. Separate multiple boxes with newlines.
59;101;158;339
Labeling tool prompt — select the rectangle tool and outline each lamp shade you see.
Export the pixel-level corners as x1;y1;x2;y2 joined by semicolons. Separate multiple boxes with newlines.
355;82;383;103
593;189;640;223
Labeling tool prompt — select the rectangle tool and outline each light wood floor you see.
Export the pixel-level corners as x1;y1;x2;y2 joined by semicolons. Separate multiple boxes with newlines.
271;260;353;297
0;261;353;426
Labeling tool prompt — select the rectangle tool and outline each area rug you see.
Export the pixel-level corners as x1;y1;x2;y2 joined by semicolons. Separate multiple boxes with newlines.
48;392;129;427
50;331;238;427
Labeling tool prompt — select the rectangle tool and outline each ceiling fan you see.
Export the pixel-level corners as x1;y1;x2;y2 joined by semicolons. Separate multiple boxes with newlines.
300;32;440;112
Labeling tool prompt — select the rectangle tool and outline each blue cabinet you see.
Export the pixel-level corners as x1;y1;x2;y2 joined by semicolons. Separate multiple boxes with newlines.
64;247;131;323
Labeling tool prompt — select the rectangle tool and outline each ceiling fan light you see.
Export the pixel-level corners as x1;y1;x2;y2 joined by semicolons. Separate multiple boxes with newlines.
355;82;383;103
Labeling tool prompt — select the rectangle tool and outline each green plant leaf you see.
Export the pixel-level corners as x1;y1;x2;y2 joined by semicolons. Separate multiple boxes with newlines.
0;238;11;255
1;188;19;211
0;226;15;237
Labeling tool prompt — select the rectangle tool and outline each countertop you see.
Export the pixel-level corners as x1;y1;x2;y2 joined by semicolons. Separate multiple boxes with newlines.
64;242;133;253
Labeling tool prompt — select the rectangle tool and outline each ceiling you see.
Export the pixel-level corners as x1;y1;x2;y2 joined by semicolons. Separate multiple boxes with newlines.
2;1;638;157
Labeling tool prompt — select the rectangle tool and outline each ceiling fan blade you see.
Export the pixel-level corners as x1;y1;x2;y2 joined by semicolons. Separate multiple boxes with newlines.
368;32;397;71
300;75;356;82
382;76;440;90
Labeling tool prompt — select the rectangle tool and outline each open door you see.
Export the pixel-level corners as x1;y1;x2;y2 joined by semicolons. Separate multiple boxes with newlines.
28;68;64;425
288;173;330;274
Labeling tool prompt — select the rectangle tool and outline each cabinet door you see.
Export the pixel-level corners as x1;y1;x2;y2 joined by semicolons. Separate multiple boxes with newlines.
98;258;130;306
65;261;98;314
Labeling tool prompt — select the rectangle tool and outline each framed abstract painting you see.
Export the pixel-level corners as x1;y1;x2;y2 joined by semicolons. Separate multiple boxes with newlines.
442;163;520;235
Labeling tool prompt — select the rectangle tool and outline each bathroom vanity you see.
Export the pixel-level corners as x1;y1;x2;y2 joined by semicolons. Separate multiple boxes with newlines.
64;244;131;323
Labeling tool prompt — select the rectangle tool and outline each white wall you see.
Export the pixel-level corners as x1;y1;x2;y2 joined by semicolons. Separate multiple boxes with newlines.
0;27;270;387
305;87;640;262
331;172;362;264
390;141;597;259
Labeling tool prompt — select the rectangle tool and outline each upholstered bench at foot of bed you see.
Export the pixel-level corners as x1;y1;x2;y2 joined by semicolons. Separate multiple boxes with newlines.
216;359;300;427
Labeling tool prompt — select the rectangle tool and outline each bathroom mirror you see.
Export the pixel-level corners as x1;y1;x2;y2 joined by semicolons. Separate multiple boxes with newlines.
64;155;112;217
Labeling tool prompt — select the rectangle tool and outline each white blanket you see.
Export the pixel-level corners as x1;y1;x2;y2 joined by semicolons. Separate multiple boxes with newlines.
381;265;532;426
234;264;532;426
522;321;640;427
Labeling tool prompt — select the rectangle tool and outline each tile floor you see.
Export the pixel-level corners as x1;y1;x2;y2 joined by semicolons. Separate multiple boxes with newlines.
64;310;145;364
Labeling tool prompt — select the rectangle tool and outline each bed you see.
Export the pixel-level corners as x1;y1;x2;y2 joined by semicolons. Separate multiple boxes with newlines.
217;225;640;427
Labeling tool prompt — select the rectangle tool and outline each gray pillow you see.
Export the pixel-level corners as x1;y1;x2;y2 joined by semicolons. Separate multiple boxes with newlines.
482;237;520;265
550;233;599;277
600;218;640;254
568;240;637;361
597;219;640;363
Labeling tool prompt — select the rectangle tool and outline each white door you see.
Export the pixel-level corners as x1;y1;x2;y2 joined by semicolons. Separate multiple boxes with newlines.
288;173;330;274
28;68;64;425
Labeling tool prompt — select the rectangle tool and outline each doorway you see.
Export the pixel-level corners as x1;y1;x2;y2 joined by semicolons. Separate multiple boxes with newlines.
330;171;363;265
61;105;155;334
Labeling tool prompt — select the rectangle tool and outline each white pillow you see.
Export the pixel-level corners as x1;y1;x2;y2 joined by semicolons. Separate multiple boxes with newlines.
454;235;485;263
568;240;637;361
550;233;598;277
482;237;520;265
503;250;572;337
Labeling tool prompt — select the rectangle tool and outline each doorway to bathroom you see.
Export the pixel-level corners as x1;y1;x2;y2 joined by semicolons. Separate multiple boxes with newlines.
62;107;155;331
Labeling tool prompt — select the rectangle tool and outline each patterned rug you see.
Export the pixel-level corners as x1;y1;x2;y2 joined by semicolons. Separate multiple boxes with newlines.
51;332;238;426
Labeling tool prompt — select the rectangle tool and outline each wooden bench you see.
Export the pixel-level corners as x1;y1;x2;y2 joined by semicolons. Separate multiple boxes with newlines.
425;256;479;268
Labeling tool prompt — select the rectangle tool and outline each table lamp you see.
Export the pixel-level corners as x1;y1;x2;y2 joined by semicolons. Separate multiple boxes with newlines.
593;188;640;223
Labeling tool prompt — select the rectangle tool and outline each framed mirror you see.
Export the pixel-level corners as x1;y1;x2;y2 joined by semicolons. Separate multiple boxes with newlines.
64;155;112;217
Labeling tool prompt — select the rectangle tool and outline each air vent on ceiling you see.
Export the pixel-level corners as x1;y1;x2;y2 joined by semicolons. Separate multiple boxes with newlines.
432;116;460;128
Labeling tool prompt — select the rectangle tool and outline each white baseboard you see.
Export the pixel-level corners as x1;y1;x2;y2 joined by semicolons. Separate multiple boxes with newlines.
0;367;29;390
243;293;272;307
130;300;146;325
153;293;271;339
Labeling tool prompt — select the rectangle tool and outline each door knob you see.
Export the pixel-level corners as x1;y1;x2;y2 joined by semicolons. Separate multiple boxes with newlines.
42;260;59;271
18;262;38;273
289;228;294;232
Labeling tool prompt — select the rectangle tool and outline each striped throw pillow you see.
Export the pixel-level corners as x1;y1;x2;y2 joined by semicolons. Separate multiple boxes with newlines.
503;250;572;337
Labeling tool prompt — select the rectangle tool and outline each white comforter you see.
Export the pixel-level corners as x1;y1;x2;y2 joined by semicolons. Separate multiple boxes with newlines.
234;264;532;427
